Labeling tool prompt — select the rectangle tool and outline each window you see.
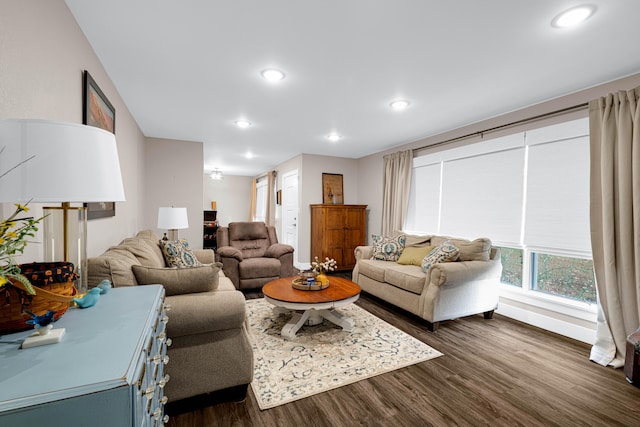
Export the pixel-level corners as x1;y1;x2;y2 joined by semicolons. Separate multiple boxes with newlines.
406;117;595;308
498;246;523;287
254;178;267;222
531;252;596;304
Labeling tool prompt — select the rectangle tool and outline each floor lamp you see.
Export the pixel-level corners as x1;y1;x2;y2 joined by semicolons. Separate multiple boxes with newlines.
0;119;126;293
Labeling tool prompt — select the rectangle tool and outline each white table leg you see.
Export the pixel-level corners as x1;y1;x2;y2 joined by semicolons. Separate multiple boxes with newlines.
281;310;312;340
319;309;355;331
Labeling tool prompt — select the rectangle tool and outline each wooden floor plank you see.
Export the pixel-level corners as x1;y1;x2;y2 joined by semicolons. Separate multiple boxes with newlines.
168;293;640;427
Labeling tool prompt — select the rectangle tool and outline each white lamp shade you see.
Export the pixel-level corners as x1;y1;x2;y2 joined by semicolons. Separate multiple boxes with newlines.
157;207;189;229
0;119;125;203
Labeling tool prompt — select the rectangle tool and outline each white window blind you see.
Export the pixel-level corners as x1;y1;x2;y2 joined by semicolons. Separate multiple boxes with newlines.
523;135;591;254
439;147;526;244
404;162;441;234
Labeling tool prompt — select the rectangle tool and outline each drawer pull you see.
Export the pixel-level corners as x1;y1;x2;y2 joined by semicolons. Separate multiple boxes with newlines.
158;374;170;388
144;386;155;399
161;315;169;324
166;338;172;347
165;304;172;312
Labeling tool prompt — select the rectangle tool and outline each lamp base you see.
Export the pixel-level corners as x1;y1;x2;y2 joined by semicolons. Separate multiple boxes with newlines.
43;205;88;294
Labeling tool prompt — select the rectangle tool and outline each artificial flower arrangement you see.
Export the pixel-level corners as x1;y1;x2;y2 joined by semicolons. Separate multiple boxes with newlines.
0;203;42;295
311;256;337;278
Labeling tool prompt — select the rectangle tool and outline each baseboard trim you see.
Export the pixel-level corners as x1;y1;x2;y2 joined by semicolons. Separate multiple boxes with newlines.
496;301;596;344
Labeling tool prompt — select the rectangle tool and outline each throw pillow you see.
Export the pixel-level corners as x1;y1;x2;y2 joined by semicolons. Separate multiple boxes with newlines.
371;234;406;261
158;239;202;268
421;240;460;272
397;245;435;266
132;262;222;296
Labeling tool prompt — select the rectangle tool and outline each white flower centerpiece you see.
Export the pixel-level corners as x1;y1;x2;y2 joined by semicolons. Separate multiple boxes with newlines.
311;256;337;285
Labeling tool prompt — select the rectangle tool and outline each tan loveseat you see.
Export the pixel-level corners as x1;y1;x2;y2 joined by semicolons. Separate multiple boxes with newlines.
353;235;501;331
87;230;253;406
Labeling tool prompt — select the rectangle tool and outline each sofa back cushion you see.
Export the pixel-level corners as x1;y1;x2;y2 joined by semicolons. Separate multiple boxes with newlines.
228;222;271;258
88;248;142;287
431;236;492;262
117;236;165;267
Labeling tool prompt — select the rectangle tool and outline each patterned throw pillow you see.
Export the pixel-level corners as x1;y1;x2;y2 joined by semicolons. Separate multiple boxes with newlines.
371;234;406;261
421;240;460;272
158;239;202;268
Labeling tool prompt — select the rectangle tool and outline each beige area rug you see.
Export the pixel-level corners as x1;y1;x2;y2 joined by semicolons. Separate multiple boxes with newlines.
246;298;443;410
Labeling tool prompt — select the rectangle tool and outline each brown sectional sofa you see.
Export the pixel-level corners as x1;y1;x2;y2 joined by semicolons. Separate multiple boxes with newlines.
353;235;502;331
87;230;253;405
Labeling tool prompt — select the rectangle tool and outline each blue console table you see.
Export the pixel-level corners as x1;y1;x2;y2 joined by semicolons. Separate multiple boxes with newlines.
0;285;169;426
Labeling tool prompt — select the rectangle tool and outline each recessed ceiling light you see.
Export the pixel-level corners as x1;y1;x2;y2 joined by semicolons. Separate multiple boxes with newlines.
327;133;341;142
235;120;251;129
245;152;254;159
390;100;410;111
551;5;596;28
261;68;286;82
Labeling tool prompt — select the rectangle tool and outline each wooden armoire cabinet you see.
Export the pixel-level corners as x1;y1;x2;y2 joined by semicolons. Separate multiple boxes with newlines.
310;204;367;270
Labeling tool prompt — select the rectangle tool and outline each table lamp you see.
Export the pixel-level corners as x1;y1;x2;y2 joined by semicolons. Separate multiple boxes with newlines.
157;207;189;241
0;119;126;293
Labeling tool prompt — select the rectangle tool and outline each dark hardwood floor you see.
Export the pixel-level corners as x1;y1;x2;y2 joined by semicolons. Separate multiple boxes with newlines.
167;292;640;427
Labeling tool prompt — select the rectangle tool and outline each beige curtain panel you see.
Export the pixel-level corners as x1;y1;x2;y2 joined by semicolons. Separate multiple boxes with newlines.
589;86;640;367
249;178;257;221
381;150;413;236
266;171;276;226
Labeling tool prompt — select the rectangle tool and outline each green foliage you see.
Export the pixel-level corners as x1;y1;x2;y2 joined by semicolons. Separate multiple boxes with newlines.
0;203;43;295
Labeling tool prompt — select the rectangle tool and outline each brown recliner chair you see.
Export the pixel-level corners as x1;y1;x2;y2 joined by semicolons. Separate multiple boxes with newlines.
216;222;295;290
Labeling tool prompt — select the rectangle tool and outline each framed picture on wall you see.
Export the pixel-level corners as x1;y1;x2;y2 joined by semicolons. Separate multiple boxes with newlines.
83;70;116;219
322;173;343;204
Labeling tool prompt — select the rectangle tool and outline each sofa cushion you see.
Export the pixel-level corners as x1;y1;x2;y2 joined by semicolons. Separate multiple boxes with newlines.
88;248;141;287
404;234;432;248
421;240;460;272
384;264;426;295
159;239;202;268
238;257;281;279
357;259;388;283
371;234;406;261
397;245;435;266
431;236;492;261
135;230;166;265
117;236;166;268
132;262;222;296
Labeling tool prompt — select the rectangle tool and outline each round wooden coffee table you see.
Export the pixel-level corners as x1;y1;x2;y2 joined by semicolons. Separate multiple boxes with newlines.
262;276;361;340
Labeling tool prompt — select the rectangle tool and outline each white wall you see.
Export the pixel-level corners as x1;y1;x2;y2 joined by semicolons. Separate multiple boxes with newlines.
203;174;252;227
0;0;146;260
297;154;360;266
143;137;203;248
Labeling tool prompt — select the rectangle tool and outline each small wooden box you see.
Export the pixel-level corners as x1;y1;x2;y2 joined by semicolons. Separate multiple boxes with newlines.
624;327;640;386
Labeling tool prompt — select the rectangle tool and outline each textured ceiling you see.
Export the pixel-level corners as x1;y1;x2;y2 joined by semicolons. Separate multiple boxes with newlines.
65;0;640;176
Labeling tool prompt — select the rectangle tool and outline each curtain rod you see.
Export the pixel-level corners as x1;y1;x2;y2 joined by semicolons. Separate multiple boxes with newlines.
413;102;589;153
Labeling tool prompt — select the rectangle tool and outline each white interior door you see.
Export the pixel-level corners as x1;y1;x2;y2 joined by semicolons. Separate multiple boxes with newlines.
282;170;299;264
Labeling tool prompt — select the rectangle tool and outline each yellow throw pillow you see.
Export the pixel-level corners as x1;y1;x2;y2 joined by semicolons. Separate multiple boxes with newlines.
397;245;435;266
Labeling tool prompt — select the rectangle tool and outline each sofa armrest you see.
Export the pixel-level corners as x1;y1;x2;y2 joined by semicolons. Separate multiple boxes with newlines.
265;243;294;259
217;245;243;261
166;290;247;337
193;249;215;264
354;246;373;261
428;257;502;287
